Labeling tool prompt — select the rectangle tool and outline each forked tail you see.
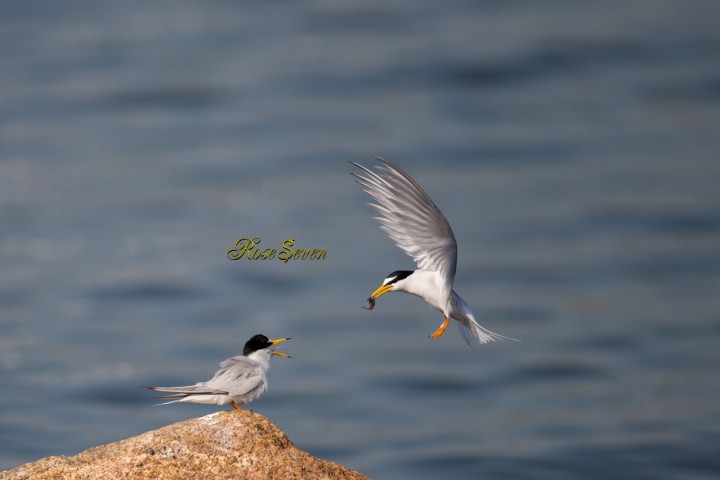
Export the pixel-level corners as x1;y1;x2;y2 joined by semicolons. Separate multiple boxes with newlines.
452;293;518;348
457;318;517;348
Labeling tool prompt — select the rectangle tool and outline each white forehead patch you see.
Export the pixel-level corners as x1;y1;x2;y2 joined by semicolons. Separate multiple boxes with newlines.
383;276;397;286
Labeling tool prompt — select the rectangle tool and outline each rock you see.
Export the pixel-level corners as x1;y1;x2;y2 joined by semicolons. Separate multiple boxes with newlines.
1;411;368;480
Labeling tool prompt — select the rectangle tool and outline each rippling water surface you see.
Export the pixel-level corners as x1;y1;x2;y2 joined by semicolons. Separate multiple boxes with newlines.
2;1;719;478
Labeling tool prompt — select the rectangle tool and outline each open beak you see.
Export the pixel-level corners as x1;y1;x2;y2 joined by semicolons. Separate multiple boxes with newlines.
270;337;291;358
370;284;393;300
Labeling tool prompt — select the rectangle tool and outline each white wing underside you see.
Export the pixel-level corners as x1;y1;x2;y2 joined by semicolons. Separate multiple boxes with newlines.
351;157;458;298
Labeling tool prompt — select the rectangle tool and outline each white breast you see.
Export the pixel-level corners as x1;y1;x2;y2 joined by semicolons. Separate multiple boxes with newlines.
399;270;448;312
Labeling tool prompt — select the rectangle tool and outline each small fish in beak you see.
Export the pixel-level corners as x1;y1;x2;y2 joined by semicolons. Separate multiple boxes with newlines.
362;296;376;310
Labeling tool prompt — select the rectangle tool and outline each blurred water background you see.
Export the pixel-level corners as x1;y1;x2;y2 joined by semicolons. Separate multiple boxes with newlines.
2;1;719;478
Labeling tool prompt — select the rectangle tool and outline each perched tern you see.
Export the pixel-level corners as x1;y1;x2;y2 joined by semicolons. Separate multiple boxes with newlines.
143;335;290;411
351;156;513;348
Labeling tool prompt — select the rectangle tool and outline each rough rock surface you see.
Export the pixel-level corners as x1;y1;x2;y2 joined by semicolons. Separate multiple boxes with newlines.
2;411;368;480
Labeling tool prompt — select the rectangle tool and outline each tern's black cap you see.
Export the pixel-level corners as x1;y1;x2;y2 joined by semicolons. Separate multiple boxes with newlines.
243;334;273;356
385;270;414;284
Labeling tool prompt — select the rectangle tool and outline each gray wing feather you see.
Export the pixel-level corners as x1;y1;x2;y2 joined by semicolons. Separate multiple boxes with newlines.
207;355;265;398
142;356;264;400
142;384;229;399
351;156;458;282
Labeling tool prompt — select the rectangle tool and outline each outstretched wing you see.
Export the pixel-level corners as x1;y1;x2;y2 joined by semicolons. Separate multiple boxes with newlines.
351;156;458;283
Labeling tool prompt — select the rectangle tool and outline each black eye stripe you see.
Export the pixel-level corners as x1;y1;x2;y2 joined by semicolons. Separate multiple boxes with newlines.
386;270;413;284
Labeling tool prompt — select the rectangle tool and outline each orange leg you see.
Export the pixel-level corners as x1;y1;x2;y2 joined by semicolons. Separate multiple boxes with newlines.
230;401;245;412
429;317;450;339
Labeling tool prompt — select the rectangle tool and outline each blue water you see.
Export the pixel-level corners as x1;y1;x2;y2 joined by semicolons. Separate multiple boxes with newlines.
2;1;720;478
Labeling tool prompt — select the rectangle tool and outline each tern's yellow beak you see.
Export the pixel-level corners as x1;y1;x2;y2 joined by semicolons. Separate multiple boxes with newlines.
270;337;291;358
371;284;393;299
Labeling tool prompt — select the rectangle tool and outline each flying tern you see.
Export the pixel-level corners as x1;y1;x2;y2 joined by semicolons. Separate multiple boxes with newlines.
351;156;513;348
